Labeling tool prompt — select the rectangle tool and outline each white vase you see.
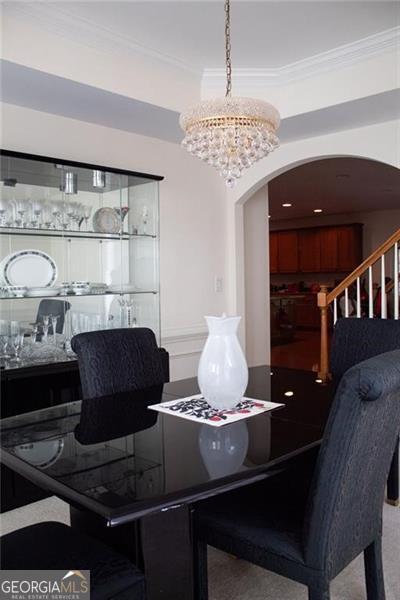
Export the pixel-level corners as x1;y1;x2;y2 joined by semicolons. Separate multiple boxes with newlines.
198;314;249;410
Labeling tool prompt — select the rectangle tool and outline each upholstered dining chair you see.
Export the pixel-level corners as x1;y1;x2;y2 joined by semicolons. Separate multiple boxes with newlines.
1;521;146;599
330;317;400;505
71;328;166;399
194;350;400;600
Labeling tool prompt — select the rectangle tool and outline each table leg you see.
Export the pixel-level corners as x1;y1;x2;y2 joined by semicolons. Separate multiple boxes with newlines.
387;437;399;506
140;504;195;600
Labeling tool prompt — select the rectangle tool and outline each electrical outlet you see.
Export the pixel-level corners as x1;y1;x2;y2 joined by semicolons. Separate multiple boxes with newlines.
215;276;223;293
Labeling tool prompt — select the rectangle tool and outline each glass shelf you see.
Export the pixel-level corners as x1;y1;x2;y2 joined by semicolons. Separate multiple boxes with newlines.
0;289;158;300
0;226;157;241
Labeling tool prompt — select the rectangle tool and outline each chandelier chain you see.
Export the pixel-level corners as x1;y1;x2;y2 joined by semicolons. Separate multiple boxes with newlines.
225;0;232;97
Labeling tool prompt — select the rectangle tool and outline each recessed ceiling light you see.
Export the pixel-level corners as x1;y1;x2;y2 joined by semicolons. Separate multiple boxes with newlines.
284;391;294;397
268;214;271;219
315;379;323;384
313;209;323;213
282;203;292;207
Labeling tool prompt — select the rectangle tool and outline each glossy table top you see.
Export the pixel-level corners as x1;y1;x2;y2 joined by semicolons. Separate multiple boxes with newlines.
0;366;334;525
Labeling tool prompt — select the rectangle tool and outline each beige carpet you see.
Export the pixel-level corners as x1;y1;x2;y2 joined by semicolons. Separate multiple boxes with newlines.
1;497;399;599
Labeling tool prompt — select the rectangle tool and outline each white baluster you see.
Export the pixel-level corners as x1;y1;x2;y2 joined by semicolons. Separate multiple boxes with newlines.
333;298;338;325
394;242;399;320
356;277;361;318
381;254;387;319
344;287;349;318
368;266;373;318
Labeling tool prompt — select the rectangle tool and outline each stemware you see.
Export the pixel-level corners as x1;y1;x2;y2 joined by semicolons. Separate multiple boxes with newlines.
83;205;92;231
13;200;27;228
51;315;59;344
42;315;50;343
31;200;43;228
0;334;10;358
51;201;62;230
0;197;10;226
11;334;24;362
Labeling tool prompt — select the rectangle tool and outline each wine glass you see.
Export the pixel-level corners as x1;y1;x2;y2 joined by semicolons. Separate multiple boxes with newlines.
51;315;59;344
13;200;27;228
11;334;24;362
83;205;92;231
31;199;43;228
0;197;10;226
41;203;53;229
42;315;50;343
51;201;62;230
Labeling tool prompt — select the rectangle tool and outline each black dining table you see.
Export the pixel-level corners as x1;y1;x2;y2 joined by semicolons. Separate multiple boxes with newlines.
0;365;333;600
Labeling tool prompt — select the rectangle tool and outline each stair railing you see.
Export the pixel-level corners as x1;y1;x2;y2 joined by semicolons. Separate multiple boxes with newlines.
318;227;400;381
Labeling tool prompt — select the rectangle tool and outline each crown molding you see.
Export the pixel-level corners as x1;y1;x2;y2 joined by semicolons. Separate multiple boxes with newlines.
5;2;201;76
5;3;399;90
203;26;400;92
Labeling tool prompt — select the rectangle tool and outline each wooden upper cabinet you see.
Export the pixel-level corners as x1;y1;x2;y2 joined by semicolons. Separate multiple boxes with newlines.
337;224;363;271
270;224;362;274
319;227;339;272
269;232;278;273
299;229;321;272
277;231;299;273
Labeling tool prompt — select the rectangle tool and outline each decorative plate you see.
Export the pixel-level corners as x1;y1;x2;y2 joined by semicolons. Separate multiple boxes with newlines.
1;249;58;288
26;286;62;298
92;207;120;234
15;438;64;468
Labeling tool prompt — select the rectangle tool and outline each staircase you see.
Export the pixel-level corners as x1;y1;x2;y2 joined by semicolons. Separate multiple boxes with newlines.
317;228;400;380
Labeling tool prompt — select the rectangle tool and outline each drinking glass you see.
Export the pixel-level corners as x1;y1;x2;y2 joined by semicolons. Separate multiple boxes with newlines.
51;201;62;230
11;334;24;362
0;197;10;226
13;200;27;227
31;199;43;228
41;203;53;229
83;205;92;231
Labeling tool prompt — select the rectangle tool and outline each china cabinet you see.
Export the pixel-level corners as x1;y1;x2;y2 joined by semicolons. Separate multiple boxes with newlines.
0;150;165;512
0;150;163;371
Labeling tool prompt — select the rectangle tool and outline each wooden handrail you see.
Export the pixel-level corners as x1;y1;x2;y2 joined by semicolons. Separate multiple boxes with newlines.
318;227;400;308
317;227;400;382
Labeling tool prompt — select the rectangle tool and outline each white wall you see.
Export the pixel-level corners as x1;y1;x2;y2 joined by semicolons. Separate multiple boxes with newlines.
244;187;270;367
0;102;228;379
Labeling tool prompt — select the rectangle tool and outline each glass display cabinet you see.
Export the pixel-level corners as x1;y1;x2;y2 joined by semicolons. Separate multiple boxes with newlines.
0;150;163;371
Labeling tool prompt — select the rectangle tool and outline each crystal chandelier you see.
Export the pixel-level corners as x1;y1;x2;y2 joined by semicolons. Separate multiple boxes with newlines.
180;0;280;187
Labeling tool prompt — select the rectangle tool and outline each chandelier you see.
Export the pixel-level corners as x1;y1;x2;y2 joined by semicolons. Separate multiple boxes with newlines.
180;0;280;187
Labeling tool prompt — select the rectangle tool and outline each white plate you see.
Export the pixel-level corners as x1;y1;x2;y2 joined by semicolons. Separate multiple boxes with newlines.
92;207;120;234
1;250;58;287
15;438;64;468
26;287;62;298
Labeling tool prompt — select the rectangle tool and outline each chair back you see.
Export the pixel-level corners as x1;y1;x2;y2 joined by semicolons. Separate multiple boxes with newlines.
36;299;71;334
303;350;400;577
330;318;400;382
71;328;165;398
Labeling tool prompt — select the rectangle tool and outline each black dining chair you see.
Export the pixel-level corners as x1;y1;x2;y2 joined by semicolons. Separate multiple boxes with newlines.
71;328;166;399
1;521;146;599
330;317;400;505
36;299;71;334
194;350;400;600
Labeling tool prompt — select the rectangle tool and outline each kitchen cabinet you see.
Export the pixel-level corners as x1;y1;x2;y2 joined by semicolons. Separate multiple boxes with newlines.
277;231;299;273
319;227;339;272
337;225;363;271
299;229;321;272
270;224;362;274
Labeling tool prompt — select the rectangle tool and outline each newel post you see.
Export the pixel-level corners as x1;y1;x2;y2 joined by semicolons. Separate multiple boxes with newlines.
318;286;330;382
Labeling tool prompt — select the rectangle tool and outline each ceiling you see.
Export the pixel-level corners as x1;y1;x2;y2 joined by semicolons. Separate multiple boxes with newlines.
33;1;399;70
269;158;400;220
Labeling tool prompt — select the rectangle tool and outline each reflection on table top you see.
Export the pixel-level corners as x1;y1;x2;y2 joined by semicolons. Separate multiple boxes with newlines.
0;366;334;524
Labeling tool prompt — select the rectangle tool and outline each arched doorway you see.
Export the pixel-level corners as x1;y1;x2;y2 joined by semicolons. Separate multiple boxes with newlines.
241;155;400;369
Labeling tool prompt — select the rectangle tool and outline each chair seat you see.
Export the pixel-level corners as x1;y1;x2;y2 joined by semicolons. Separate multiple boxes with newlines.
1;522;145;600
196;462;314;565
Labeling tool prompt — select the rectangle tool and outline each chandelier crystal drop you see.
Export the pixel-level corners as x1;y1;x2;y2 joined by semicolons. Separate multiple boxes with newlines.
179;0;280;188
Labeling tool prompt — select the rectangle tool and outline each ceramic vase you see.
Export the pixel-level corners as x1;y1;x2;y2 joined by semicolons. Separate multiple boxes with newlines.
198;314;248;410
